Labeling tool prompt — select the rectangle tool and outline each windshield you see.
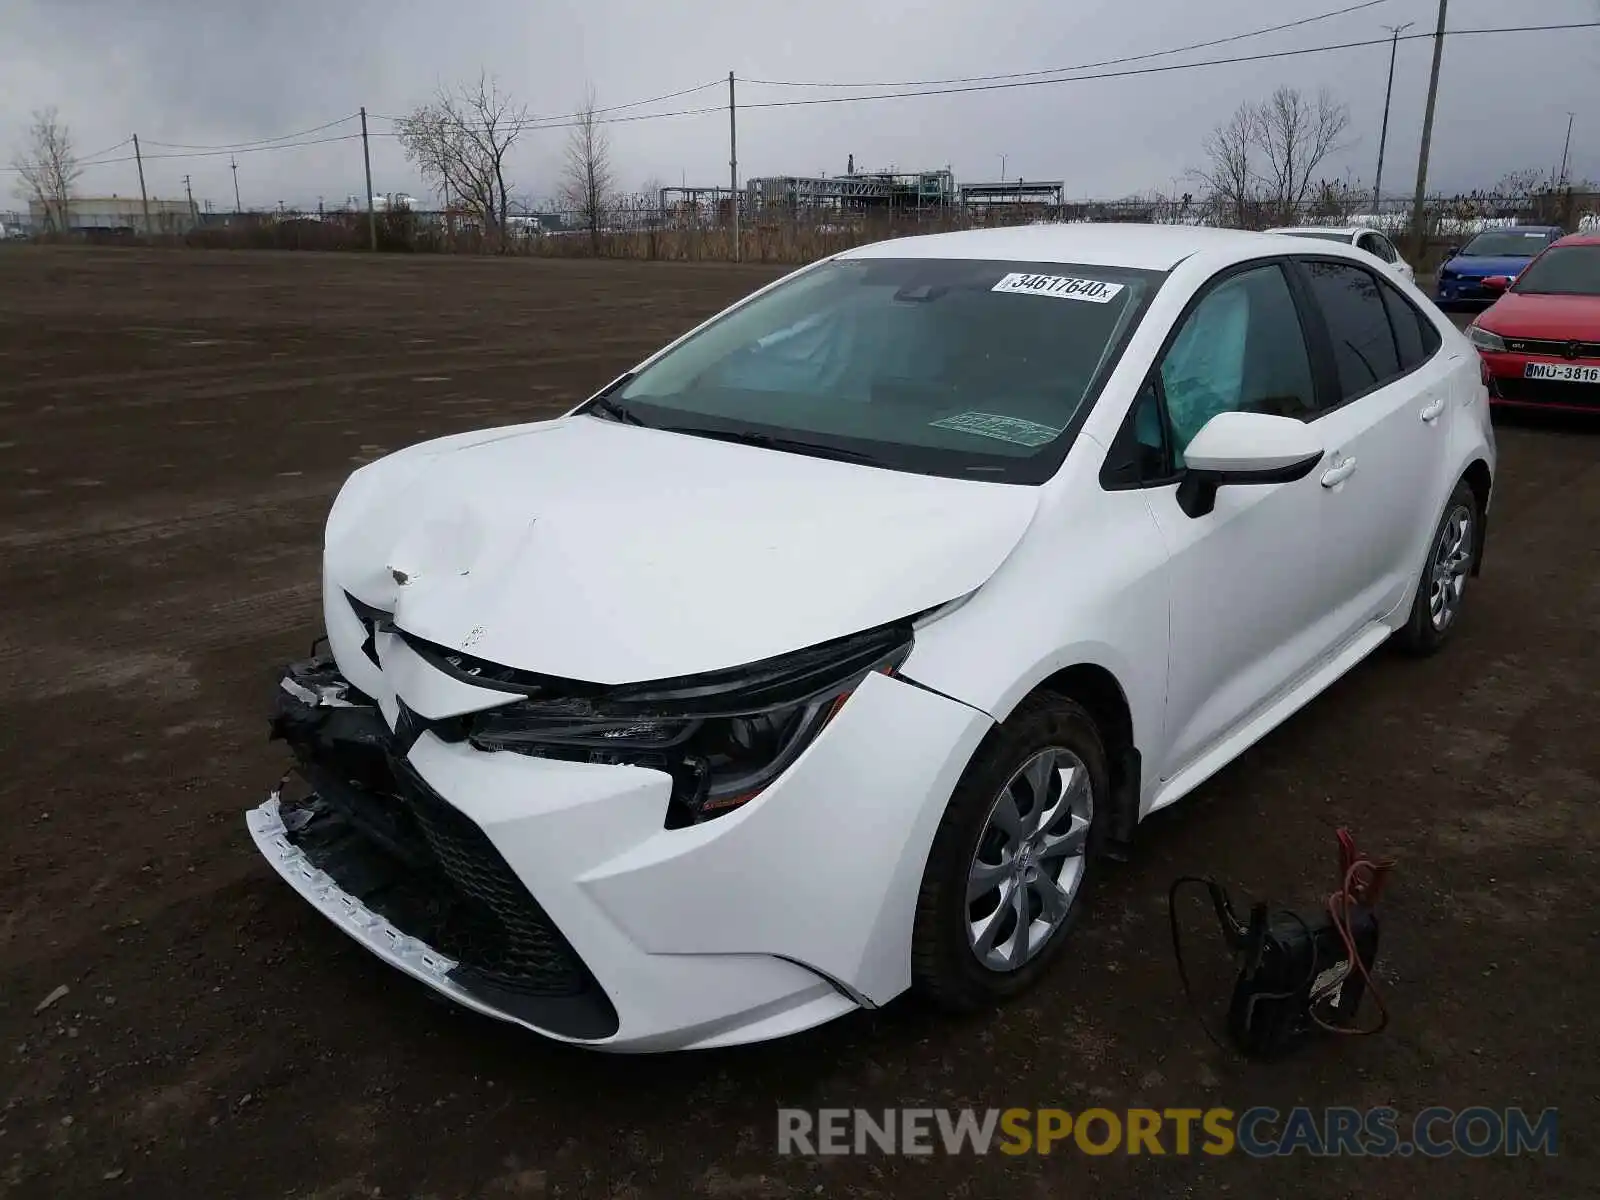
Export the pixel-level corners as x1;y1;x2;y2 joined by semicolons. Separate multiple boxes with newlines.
1511;245;1600;296
605;257;1163;482
1459;230;1557;257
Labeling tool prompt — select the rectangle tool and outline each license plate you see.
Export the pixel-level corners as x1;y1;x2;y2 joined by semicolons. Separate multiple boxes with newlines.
1524;362;1600;383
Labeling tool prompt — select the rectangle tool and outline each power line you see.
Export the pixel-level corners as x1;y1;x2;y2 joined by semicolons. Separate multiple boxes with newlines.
75;136;135;164
5;20;1593;179
736;22;1600;110
371;104;725;138
1;132;365;172
369;79;725;132
140;114;359;151
140;134;364;161
742;0;1393;88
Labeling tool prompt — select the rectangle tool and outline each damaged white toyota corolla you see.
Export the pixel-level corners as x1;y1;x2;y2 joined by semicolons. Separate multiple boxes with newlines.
249;223;1495;1051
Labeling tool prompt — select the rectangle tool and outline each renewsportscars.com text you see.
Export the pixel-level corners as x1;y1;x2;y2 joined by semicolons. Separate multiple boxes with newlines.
777;1106;1558;1158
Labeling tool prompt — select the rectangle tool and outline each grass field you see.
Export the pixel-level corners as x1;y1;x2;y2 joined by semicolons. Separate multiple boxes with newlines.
1;246;1595;1199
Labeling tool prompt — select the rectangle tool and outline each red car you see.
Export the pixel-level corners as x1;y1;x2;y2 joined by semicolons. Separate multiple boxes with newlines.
1467;232;1600;411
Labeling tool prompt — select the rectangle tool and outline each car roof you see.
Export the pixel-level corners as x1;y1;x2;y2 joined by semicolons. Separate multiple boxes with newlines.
834;222;1315;272
1552;231;1600;248
1467;225;1564;236
1266;226;1364;237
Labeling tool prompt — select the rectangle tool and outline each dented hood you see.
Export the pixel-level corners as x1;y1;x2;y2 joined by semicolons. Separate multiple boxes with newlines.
324;414;1041;683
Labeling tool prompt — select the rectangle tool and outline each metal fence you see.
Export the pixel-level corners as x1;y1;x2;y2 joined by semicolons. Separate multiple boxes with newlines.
32;189;1599;265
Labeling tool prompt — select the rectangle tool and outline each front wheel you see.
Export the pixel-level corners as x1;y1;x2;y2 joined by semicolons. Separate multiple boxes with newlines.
1394;479;1478;656
910;695;1110;1012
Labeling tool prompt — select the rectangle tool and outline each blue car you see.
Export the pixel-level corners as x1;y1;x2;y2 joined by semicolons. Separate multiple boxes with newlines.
1436;226;1564;307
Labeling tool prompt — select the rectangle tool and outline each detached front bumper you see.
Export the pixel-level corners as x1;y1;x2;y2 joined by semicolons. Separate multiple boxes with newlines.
249;651;991;1051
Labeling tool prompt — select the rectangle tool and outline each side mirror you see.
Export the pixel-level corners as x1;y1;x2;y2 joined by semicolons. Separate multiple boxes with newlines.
1176;411;1326;519
1444;245;1461;259
1481;275;1512;293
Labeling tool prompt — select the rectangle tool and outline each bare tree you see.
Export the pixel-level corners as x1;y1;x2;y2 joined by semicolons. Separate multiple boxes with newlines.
9;107;80;233
561;87;614;251
640;175;666;213
1254;87;1351;221
1194;87;1350;228
1194;102;1259;229
1491;168;1549;199
395;73;528;247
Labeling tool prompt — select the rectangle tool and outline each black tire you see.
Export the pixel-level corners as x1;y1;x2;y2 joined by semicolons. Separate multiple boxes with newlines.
910;693;1112;1013
1394;478;1479;657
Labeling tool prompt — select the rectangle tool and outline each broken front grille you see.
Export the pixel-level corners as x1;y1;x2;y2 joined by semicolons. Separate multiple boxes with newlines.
385;754;591;997
271;662;615;1033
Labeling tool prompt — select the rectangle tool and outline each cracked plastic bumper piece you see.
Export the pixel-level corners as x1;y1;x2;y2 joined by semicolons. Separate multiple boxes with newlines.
249;648;992;1050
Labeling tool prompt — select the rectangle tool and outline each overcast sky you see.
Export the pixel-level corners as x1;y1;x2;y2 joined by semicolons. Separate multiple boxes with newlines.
4;0;1598;213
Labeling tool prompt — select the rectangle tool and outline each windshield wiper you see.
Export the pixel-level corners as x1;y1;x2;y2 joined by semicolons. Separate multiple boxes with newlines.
658;425;887;466
586;395;648;426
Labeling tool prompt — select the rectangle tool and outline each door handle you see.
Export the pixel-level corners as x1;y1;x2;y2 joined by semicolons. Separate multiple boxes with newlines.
1320;456;1357;488
1420;396;1446;423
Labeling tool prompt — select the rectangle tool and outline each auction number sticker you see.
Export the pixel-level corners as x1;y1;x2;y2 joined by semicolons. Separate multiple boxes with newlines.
992;272;1125;303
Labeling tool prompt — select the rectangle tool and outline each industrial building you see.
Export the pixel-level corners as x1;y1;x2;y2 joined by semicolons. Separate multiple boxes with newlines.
28;195;197;235
744;166;958;216
660;160;1070;226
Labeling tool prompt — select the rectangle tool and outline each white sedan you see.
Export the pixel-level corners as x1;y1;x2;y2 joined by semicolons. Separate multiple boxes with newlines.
1267;225;1416;283
248;223;1494;1051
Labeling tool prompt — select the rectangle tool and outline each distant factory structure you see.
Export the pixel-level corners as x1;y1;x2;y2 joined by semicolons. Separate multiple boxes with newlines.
28;195;197;235
659;156;1065;224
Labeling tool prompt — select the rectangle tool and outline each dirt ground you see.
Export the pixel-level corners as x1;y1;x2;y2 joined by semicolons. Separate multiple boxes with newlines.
0;247;1596;1200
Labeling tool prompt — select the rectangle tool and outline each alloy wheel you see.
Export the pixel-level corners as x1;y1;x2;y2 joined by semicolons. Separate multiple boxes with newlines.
965;747;1094;972
1428;504;1474;631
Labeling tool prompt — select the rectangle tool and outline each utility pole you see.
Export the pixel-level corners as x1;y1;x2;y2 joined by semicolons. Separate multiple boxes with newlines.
182;174;196;227
230;155;241;213
728;72;739;263
360;106;377;251
1407;0;1448;259
133;134;151;237
1558;112;1575;186
1372;22;1414;216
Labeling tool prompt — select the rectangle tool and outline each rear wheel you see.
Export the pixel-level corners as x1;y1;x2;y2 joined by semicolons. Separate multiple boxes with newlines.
911;694;1110;1012
1394;479;1478;656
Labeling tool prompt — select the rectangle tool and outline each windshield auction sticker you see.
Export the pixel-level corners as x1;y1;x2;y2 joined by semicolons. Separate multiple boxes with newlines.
991;273;1125;303
930;411;1063;447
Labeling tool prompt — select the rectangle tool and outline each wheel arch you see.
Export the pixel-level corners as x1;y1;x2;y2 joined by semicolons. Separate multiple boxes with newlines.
1461;457;1493;576
1030;663;1141;858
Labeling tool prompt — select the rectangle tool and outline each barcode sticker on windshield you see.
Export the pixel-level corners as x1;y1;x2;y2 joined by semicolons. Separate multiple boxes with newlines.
929;411;1063;447
992;272;1125;303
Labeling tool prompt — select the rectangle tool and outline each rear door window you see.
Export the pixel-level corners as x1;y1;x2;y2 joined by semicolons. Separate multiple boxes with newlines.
1301;261;1403;402
1379;279;1427;370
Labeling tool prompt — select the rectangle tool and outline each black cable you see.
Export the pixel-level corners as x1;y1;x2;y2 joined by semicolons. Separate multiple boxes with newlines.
738;23;1600;111
141;114;359;151
1166;876;1239;1058
742;0;1392;88
370;79;725;132
140;134;364;162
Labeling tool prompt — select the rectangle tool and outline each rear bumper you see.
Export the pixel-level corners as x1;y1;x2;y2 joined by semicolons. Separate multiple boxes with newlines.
249;651;991;1051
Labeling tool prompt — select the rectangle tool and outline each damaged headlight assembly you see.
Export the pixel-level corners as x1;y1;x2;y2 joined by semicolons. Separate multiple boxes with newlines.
401;622;916;827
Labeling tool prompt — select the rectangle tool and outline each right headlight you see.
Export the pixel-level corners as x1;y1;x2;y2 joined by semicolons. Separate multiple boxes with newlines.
404;622;914;827
1467;324;1506;353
